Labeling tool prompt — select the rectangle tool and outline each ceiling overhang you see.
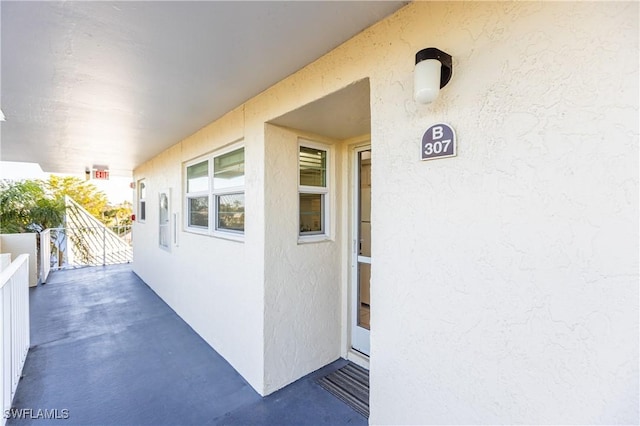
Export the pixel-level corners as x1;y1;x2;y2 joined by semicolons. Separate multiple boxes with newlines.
0;1;407;177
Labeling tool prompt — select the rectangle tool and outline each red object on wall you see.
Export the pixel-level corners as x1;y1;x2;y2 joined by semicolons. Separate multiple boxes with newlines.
131;214;136;221
93;169;110;180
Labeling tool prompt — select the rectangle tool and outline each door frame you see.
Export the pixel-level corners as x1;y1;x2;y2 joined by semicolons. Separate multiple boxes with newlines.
350;144;371;357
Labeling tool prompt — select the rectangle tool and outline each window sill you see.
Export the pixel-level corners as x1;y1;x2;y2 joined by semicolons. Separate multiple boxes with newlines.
184;226;244;243
297;234;331;245
184;227;209;236
212;230;244;243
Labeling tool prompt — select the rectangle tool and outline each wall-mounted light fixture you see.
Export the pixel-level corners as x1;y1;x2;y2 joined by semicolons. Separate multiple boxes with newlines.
414;48;453;104
0;108;6;121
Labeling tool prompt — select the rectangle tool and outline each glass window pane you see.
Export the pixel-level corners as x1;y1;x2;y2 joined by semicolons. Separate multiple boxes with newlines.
299;193;323;234
159;193;169;223
159;193;170;247
159;225;169;248
358;262;371;330
188;196;208;228
217;193;244;232
140;201;146;221
214;148;244;190
187;161;209;193
359;151;371;257
299;146;326;187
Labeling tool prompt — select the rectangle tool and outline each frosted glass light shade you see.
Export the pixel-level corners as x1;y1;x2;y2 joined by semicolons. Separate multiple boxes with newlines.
414;48;452;105
414;59;442;104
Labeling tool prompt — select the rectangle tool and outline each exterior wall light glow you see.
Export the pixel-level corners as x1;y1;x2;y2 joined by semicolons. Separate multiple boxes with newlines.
414;48;452;104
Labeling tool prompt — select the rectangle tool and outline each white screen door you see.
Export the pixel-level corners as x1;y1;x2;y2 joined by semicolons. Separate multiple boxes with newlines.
352;147;371;355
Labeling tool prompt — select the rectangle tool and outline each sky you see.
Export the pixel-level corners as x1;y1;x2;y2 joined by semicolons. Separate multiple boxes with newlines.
0;161;134;204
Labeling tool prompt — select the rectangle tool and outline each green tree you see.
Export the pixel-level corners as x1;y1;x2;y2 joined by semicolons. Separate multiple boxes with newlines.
102;201;133;229
1;176;130;234
0;180;64;233
46;175;108;218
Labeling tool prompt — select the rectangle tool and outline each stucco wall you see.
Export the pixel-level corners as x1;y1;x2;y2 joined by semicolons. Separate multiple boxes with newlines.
0;233;38;287
262;124;344;394
365;2;638;424
0;253;10;270
133;106;266;392
133;0;638;423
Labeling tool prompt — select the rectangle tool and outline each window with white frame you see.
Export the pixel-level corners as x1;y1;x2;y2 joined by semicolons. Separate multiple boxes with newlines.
213;147;245;233
159;190;170;250
184;144;245;236
299;141;329;238
185;159;209;230
138;180;146;222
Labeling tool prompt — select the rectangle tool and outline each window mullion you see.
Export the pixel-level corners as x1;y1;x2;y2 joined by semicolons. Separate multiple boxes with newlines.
185;145;244;236
212;146;245;234
299;185;327;195
298;141;330;239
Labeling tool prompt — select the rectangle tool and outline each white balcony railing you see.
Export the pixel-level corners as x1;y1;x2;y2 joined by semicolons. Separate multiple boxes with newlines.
45;226;132;270
0;254;30;426
40;229;51;284
38;196;132;274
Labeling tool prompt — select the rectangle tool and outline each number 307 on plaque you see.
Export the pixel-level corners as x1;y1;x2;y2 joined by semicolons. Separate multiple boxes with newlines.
421;123;456;161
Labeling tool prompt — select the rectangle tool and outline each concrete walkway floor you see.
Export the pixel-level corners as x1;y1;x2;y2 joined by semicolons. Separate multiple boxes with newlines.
8;265;366;426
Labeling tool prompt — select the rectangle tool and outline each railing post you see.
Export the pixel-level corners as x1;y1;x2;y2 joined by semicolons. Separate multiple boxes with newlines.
40;229;51;284
102;227;106;266
46;199;133;270
1;255;30;423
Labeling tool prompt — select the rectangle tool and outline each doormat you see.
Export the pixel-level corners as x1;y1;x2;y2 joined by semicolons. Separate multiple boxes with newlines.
317;362;369;418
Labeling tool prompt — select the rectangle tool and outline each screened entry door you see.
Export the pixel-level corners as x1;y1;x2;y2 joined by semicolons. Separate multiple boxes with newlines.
352;147;371;356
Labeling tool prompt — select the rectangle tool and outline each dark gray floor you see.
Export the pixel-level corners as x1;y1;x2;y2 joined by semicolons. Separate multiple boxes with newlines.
8;265;366;426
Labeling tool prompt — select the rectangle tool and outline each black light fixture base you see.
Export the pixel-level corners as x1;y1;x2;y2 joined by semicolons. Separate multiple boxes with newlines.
415;48;452;89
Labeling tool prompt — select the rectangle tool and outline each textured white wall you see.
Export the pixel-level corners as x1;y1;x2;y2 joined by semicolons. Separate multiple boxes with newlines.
133;0;638;421
0;253;11;270
367;2;638;424
262;124;343;394
133;106;266;393
0;233;38;287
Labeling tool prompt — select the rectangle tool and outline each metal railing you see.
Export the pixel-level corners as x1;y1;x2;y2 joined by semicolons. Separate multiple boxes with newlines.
0;254;30;426
45;226;132;270
109;225;133;245
40;229;51;283
40;197;133;272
